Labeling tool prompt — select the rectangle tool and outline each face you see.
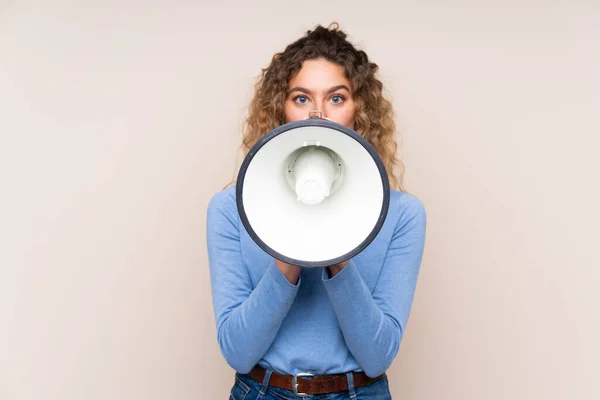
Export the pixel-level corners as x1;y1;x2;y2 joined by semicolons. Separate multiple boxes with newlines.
284;58;356;129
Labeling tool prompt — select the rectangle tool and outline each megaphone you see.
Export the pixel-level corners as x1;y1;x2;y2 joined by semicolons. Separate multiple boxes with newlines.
236;117;390;268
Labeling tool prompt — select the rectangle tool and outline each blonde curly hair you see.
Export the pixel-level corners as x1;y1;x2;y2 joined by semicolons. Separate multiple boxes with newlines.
233;22;405;192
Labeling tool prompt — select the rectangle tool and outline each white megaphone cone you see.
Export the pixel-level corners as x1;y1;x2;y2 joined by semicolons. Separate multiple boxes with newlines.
236;116;390;268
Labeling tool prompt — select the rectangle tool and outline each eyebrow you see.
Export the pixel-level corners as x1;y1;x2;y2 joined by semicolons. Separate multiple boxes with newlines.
288;85;351;95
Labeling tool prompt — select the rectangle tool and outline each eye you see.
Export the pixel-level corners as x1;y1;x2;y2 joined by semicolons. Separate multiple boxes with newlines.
330;95;345;104
294;95;309;105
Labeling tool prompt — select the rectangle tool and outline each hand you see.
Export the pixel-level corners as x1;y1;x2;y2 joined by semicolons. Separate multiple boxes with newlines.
327;260;349;278
274;259;301;285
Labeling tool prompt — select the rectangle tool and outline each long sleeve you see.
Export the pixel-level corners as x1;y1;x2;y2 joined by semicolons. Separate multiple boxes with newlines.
206;190;301;373
322;194;427;377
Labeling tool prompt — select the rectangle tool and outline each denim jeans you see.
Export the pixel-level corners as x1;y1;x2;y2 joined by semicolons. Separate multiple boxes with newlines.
229;370;392;400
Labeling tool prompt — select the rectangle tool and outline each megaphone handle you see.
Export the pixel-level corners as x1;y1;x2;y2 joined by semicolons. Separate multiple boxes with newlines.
308;110;322;119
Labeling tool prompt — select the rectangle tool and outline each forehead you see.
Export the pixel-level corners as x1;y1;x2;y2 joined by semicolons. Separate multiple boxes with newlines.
289;58;350;89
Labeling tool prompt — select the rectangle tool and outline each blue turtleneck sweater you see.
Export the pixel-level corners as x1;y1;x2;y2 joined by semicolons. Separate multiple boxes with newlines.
206;185;426;378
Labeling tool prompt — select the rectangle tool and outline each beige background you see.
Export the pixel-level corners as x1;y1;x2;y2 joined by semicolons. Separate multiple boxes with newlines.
1;1;599;399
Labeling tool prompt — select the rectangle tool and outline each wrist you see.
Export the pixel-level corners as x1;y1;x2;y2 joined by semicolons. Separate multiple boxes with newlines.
327;260;349;278
274;259;301;285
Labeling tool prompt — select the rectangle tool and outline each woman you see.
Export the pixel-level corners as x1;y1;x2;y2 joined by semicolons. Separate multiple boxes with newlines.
206;23;427;399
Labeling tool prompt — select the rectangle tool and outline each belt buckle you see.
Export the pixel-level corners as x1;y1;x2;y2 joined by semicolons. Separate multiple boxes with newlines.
292;372;314;398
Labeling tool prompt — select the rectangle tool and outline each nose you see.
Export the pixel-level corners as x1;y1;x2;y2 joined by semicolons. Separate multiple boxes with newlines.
311;98;329;119
308;102;330;120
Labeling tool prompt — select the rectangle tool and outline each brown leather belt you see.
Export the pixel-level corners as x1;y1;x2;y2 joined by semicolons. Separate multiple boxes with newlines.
246;365;385;396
